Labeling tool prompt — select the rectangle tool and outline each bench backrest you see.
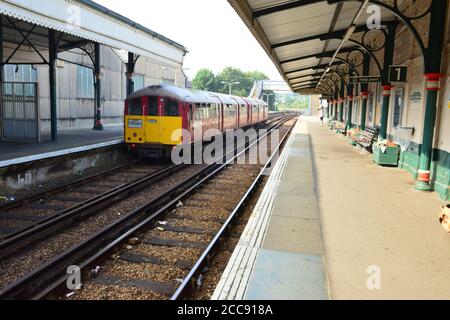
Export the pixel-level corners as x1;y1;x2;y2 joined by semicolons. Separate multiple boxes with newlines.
359;128;378;142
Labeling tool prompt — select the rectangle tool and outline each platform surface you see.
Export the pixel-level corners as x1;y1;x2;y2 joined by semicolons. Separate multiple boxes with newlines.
0;125;123;166
212;118;329;300
213;116;450;300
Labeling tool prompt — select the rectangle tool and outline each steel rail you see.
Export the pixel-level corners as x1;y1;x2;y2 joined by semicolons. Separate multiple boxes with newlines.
0;162;135;212
0;164;184;258
171;117;298;300
12;116;295;300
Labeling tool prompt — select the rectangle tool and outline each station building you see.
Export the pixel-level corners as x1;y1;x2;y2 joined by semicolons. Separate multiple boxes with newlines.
0;0;187;141
230;0;450;201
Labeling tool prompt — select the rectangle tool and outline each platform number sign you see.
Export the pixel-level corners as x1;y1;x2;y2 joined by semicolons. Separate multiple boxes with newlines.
389;66;408;82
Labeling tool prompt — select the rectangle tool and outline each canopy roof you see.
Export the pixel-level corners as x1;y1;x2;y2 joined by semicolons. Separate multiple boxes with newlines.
0;0;187;64
229;0;397;94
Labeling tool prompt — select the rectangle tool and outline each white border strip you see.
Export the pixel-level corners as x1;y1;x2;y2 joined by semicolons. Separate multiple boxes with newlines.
0;139;123;168
211;120;299;300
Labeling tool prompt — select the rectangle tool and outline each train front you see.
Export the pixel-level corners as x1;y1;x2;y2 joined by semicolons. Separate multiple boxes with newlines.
124;88;185;158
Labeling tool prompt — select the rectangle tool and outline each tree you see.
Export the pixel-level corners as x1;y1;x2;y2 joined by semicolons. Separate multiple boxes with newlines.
191;67;269;97
192;68;215;91
245;70;269;84
214;67;249;96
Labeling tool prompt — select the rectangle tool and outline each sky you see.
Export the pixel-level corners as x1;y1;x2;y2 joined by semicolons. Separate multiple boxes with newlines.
94;0;283;82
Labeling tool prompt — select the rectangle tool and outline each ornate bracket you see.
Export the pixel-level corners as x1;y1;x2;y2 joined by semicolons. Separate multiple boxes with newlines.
328;0;446;73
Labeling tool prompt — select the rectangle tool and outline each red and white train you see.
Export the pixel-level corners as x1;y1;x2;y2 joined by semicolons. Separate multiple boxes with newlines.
124;84;269;157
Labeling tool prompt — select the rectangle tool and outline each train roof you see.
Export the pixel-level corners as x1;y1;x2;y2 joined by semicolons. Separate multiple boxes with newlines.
127;84;268;106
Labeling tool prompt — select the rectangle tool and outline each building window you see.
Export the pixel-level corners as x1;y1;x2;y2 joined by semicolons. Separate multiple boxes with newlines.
161;78;175;86
393;88;404;128
4;64;38;83
368;91;374;124
77;65;94;99
134;74;145;92
3;65;37;96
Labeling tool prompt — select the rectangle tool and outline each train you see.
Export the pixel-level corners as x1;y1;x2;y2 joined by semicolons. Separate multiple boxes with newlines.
124;84;269;158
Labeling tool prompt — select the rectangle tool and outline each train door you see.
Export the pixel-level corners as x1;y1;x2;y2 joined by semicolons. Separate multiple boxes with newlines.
125;96;147;144
213;96;224;132
159;97;183;145
242;98;252;126
232;98;241;128
144;96;160;143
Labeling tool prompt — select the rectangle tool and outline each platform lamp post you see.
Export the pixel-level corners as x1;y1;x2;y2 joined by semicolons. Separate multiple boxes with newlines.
221;81;240;95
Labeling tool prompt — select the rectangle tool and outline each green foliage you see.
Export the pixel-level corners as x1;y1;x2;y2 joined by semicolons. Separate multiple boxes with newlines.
192;67;269;97
276;93;310;110
192;68;215;91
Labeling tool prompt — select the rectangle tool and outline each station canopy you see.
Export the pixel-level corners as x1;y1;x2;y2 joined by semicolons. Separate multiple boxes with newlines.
229;0;397;94
0;0;187;65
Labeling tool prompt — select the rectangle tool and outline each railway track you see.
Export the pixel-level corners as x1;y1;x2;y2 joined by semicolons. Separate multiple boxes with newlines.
0;162;168;240
0;116;297;300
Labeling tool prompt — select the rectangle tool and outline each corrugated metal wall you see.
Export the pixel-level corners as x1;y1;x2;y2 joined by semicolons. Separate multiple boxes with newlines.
36;46;185;129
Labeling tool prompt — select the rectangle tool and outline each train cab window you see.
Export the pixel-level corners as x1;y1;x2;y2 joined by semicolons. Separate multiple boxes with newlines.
128;98;143;116
164;99;180;117
148;96;158;116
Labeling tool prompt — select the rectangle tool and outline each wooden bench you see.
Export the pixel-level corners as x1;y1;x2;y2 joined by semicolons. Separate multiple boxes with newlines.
333;122;346;135
354;128;378;151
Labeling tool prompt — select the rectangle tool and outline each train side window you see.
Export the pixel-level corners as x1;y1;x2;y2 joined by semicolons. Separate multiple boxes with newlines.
148;96;158;116
165;99;180;117
128;98;142;116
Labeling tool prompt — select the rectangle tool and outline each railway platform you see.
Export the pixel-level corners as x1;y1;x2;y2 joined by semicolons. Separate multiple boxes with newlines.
213;116;450;300
0;125;124;168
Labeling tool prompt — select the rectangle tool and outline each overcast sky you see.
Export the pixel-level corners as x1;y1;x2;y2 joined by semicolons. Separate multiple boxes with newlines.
94;0;283;81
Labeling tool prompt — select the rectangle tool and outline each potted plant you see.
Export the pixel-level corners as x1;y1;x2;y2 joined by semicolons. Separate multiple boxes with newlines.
373;139;400;166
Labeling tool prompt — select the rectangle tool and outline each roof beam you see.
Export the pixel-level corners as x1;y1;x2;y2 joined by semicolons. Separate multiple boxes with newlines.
253;0;321;18
288;73;322;82
272;24;371;49
291;79;321;86
280;46;358;64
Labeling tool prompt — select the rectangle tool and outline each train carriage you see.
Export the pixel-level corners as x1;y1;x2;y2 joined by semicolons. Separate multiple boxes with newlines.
124;84;268;158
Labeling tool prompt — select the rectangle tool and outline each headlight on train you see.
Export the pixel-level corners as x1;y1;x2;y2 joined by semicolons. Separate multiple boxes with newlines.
128;119;143;128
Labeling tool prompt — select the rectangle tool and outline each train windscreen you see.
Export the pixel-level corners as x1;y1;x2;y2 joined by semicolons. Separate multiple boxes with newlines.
128;98;142;116
164;99;180;117
148;96;158;116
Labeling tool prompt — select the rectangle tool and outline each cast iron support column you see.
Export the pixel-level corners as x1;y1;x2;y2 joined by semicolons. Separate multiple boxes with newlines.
0;16;3;82
347;96;354;131
346;79;354;130
359;52;370;131
48;29;58;142
333;99;337;120
0;17;3;139
327;99;331;119
126;52;135;96
415;0;447;191
338;82;344;123
379;23;397;141
415;73;443;190
93;43;103;131
360;91;368;131
380;85;393;140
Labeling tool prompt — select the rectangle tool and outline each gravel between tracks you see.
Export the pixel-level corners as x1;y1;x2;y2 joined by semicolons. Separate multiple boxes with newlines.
0;165;205;289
